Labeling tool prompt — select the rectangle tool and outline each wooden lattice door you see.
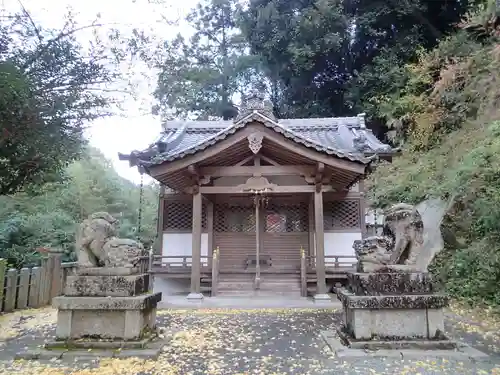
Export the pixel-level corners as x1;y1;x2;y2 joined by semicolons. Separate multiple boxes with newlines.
261;201;309;271
213;203;256;271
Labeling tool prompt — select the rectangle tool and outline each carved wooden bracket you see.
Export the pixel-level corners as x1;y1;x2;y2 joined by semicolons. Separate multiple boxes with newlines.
247;132;264;154
199;175;211;185
315;162;325;183
237;176;277;192
304;175;330;184
187;164;211;185
187;164;198;176
314;162;325;193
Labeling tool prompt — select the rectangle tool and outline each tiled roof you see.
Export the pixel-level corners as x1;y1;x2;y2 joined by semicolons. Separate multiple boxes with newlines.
127;112;394;167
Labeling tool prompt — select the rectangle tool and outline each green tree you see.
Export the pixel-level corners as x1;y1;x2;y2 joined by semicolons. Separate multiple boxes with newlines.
0;7;148;196
153;0;263;120
240;0;483;123
240;0;351;118
367;1;500;306
0;147;158;268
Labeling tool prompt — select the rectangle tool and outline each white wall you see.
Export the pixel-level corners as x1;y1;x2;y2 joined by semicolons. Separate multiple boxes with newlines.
162;233;209;266
365;209;384;226
323;232;360;265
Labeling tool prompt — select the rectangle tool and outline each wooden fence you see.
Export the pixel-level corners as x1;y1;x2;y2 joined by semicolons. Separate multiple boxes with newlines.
0;254;77;313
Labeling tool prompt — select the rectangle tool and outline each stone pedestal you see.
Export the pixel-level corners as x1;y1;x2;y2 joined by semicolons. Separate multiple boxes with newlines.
53;267;161;341
336;271;453;350
53;293;161;341
17;267;163;360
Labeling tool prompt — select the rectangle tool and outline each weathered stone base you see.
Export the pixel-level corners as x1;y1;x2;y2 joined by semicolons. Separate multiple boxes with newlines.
44;337;153;350
337;326;457;350
337;287;448;340
76;267;141;276
320;330;489;361
15;339;164;361
64;273;150;297
314;293;332;303
187;292;204;301
347;272;436;296
52;292;161;341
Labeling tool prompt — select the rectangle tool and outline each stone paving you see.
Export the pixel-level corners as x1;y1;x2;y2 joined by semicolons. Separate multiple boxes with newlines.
0;305;499;375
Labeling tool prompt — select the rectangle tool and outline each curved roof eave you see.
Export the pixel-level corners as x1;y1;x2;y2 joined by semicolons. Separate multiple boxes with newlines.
150;111;372;166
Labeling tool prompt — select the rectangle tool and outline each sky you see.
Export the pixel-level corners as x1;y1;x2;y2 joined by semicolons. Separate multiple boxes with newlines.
2;0;199;184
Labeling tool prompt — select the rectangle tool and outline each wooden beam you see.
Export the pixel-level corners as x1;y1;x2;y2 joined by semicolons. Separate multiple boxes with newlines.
259;154;280;166
193;185;365;196
193;185;337;194
314;190;327;295
199;165;315;178
190;191;202;296
234;154;255;166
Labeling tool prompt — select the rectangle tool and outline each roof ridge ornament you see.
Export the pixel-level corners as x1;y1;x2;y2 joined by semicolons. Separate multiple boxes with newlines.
353;131;369;152
357;113;366;129
234;91;276;123
247;132;264;154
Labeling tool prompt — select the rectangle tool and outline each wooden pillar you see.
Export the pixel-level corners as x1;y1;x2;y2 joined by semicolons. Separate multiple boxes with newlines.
155;185;166;255
359;180;367;239
254;198;261;289
314;189;328;297
188;189;203;299
259;203;265;263
308;199;315;265
207;200;214;260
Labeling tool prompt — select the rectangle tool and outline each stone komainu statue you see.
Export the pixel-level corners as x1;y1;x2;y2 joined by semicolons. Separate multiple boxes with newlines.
76;212;144;268
353;203;424;273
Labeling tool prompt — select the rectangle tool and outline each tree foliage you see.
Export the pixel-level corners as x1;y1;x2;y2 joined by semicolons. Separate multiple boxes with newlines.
368;1;500;306
0;8;148;196
239;0;483;126
153;0;264;120
0;147;158;268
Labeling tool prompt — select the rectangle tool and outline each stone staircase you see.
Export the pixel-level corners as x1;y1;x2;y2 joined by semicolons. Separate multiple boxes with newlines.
216;273;302;297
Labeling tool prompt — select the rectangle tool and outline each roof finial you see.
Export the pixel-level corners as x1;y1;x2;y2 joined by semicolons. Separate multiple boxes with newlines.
234;87;276;123
357;113;366;129
353;132;368;151
161;121;168;132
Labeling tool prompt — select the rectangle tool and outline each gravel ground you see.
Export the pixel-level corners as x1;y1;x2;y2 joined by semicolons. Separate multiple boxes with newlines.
0;306;499;375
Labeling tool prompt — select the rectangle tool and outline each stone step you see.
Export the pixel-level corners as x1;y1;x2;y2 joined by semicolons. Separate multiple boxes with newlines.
217;290;301;297
218;284;300;292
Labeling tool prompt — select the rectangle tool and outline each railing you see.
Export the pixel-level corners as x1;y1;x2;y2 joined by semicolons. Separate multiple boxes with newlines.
137;248;153;273
300;247;307;297
325;255;357;269
306;255;357;272
0;254;78;313
148;255;210;272
211;247;220;296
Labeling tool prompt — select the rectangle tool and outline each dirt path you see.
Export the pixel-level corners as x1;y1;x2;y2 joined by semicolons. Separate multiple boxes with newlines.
0;306;499;374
